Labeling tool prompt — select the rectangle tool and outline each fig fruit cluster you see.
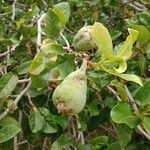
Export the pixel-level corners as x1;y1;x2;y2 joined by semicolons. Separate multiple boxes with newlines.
52;68;87;116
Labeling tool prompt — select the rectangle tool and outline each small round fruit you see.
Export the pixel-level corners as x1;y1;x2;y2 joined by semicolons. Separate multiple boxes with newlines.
73;26;95;51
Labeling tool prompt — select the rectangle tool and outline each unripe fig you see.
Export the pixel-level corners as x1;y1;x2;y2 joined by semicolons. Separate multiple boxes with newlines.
52;68;87;116
73;26;95;51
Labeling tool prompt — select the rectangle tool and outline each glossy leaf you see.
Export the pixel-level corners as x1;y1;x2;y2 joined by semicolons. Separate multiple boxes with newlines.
91;22;113;58
117;28;138;60
0;73;18;99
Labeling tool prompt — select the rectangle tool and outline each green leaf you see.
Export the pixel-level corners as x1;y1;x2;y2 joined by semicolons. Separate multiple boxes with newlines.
130;24;150;45
38;107;58;133
134;80;150;106
143;117;150;134
29;51;45;75
111;80;128;102
0;117;21;143
51;135;75;150
118;74;143;87
108;142;122;150
90;136;108;150
117;28;139;60
111;102;141;128
139;11;150;27
31;74;48;88
107;56;127;73
42;122;57;133
0;73;18;99
17;60;32;75
91;22;113;58
28;110;45;133
117;124;133;147
97;63;143;86
44;9;61;39
53;2;70;27
54;116;68;129
16;4;39;28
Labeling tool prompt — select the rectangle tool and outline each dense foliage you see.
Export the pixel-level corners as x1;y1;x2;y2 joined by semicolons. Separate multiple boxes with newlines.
0;0;150;149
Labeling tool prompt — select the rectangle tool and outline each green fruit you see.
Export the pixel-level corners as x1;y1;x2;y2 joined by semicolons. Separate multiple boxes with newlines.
73;26;95;51
52;68;87;116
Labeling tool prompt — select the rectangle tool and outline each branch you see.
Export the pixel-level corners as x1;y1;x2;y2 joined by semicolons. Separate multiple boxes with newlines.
60;32;70;47
0;81;31;120
0;35;23;58
124;85;150;140
36;13;46;51
12;0;17;21
18;78;31;84
107;86;121;101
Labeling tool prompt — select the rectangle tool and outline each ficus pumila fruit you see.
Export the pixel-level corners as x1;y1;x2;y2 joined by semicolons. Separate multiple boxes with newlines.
52;67;87;116
73;26;95;51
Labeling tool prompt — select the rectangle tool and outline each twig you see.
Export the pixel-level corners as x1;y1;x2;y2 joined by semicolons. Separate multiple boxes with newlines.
0;35;23;58
13;136;18;150
16;140;28;146
124;85;150;140
4;46;11;73
0;81;31;120
18;78;31;83
37;13;46;51
27;92;36;111
107;86;121;101
60;32;70;47
12;0;17;21
0;44;18;58
75;115;85;144
80;58;87;72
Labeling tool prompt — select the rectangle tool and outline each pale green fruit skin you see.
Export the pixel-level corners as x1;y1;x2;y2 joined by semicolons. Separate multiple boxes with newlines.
73;26;95;51
52;69;87;116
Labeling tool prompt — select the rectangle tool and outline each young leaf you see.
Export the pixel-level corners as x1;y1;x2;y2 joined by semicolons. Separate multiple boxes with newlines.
107;56;127;73
117;28;139;60
91;22;113;58
130;24;150;45
28;110;45;133
99;63;143;86
111;80;128;102
44;9;61;39
0;73;18;99
111;102;141;128
0;117;21;143
29;51;45;75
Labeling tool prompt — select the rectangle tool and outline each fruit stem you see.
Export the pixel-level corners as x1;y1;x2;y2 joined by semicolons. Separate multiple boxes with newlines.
80;58;87;72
